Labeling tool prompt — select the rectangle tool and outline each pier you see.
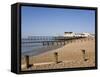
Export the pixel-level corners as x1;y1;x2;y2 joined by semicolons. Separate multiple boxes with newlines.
22;36;85;46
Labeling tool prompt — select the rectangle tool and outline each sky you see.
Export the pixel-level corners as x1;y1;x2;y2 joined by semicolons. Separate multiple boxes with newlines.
21;6;95;38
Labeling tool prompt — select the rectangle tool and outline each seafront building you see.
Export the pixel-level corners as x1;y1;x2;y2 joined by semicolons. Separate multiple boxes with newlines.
64;32;92;37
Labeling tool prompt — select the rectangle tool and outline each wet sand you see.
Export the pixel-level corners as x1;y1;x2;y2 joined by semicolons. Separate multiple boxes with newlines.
21;37;95;71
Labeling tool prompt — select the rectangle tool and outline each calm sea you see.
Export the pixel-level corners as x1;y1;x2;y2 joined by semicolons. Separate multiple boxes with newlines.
21;36;67;56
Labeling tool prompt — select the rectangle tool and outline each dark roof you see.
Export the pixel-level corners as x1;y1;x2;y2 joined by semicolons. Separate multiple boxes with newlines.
64;32;73;34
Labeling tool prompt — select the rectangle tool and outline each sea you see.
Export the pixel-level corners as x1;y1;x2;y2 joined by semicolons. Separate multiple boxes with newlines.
21;36;64;56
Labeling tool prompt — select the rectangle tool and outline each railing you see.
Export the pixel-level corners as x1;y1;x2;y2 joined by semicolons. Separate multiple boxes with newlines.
22;36;84;46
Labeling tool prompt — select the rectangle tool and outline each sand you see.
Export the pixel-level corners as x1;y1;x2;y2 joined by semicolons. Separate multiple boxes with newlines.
21;37;95;71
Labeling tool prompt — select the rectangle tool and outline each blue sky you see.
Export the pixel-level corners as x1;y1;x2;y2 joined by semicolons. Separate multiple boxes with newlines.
21;6;95;38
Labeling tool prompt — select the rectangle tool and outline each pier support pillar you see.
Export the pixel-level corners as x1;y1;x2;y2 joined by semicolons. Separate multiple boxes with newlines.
43;42;45;46
47;42;49;46
64;41;65;45
52;42;54;45
57;42;58;45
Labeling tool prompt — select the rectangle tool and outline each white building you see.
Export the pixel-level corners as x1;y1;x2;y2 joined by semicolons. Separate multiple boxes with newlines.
64;32;75;37
64;32;91;37
82;32;91;37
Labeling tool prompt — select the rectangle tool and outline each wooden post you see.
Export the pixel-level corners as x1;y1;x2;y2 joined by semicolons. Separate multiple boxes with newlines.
54;52;58;64
81;50;88;61
25;55;30;68
25;55;33;68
